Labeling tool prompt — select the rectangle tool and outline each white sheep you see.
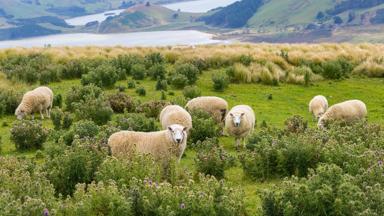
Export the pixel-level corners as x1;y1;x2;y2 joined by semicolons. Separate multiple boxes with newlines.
225;105;255;148
15;86;53;120
185;96;228;124
318;100;367;129
108;124;188;162
309;95;328;120
159;105;192;131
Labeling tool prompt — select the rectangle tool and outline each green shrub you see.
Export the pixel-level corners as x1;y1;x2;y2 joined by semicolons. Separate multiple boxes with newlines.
0;89;21;116
238;54;253;66
284;115;308;134
63;120;99;145
65;84;102;111
74;95;113;125
170;73;189;89
116;113;158;132
112;54;144;76
53;93;62;108
108;93;138;113
136;100;170;118
61;59;89;79
174;63;199;85
261;164;384;216
131;64;146;80
44;138;107;196
148;63;166;80
0;157;58;215
321;58;354;79
10;120;48;151
194;138;236;179
127;79;136;89
182;85;201;99
155;79;168;91
212;71;230;91
188;110;220;145
135;86;146;96
81;63;119;88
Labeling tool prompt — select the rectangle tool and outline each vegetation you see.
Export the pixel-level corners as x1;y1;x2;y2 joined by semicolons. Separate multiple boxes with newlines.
0;45;384;215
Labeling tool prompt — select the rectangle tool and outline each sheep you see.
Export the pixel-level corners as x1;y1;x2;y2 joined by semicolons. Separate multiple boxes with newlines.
318;100;367;129
15;86;53;120
108;124;188;162
309;95;328;120
159;105;192;131
185;96;228;124
225;105;255;149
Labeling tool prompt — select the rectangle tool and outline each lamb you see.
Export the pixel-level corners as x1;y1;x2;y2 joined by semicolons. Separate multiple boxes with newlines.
159;105;192;131
108;124;188;162
185;96;228;124
15;86;53;120
224;105;255;149
309;95;328;120
318;100;367;129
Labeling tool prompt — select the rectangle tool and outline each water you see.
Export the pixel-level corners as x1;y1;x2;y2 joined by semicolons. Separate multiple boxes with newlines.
65;9;125;26
0;30;225;48
163;0;239;13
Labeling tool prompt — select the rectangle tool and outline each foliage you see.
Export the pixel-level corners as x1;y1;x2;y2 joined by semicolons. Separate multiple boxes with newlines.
155;79;168;91
65;84;102;111
188;109;220;145
194;138;236;179
0;89;21;116
108;93;138;113
148;63;166;80
212;71;230;91
63;120;99;145
50;108;73;130
170;63;199;88
81;63;120;88
53;93;63;108
135;86;146;96
73;95;113;125
10;120;48;151
136;100;170;118
131;64;146;80
182;85;201;99
127;79;136;89
116;113;158;132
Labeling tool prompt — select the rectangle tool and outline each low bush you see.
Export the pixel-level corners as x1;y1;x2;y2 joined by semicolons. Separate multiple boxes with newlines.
65;84;102;111
182;85;201;99
320;58;354;80
63;120;99;145
261;164;384;216
174;63;199;85
131;64;146;80
136;100;171;118
0;89;21;116
284;115;308;134
44;138;107;196
353;59;384;77
108;93;138;113
52;93;62;108
194;138;236;179
61;59;89;79
81;63;119;88
170;73;189;89
135;86;146;96
116;113;158;132
127;79;136;89
50;108;73;130
112;54;144;76
148;63;166;80
10;120;48;151
188;109;220;145
212;71;230;91
145;52;164;68
73;95;113;125
155;79;168;91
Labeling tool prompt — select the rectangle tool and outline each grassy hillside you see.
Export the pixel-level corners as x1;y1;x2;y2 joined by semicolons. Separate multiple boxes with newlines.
0;45;384;215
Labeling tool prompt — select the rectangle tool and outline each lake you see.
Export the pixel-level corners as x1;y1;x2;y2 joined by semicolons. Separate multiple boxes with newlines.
65;9;125;26
163;0;239;13
0;30;225;48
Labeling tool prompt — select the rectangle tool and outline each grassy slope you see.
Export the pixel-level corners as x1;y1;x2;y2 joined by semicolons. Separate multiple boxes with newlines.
248;0;334;29
1;69;384;214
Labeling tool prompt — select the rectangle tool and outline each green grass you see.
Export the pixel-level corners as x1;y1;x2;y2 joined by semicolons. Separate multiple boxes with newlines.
1;71;384;215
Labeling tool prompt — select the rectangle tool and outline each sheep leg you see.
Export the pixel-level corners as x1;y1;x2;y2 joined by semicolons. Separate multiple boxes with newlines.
235;138;241;151
31;114;35;120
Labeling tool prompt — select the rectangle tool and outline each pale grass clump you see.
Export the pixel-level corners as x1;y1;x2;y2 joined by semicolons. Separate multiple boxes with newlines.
353;59;384;77
285;66;322;85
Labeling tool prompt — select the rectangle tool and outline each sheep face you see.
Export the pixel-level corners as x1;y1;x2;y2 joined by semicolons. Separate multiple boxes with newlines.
230;112;245;127
15;107;26;120
317;118;325;130
315;112;325;120
168;124;187;144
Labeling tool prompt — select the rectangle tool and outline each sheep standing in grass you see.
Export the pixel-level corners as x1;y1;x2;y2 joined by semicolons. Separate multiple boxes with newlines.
185;96;228;124
108;124;188;162
15;86;53;120
159;105;192;131
309;95;328;120
318;100;367;129
225;105;255;149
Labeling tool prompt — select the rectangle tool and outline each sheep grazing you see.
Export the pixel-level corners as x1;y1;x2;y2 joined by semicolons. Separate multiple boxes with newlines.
309;95;328;120
225;105;255;149
108;124;188;162
15;86;53;120
318;100;367;129
185;96;228;124
160;105;192;131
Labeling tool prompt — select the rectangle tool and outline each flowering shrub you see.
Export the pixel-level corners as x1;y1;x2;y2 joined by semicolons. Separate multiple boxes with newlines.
135;100;171;118
195;138;236;179
73;95;113;125
81;63;120;88
63;120;99;145
116;113;158;132
50;108;73;130
10;120;48;151
188;109;220;145
108;93;138;113
65;84;103;111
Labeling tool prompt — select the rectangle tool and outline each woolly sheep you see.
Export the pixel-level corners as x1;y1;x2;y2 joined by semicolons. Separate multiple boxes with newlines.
185;96;228;124
309;95;328;120
108;124;188;162
159;105;192;131
15;86;53;120
318;100;367;129
225;105;255;148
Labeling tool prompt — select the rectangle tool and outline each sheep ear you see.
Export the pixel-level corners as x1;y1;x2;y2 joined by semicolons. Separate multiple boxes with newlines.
229;113;234;117
183;127;188;131
241;113;245;116
168;126;173;132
